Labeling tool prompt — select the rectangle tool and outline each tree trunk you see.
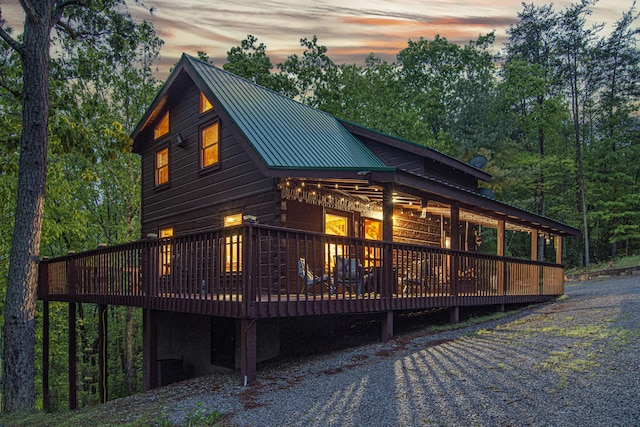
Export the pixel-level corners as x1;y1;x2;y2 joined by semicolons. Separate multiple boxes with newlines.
2;3;52;412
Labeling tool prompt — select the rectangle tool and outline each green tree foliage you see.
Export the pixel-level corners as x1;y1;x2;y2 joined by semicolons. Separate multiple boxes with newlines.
0;0;161;412
396;34;499;154
317;54;433;144
223;34;296;97
278;35;336;106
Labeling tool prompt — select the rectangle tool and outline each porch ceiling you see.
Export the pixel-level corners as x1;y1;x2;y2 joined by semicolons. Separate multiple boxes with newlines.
281;177;579;237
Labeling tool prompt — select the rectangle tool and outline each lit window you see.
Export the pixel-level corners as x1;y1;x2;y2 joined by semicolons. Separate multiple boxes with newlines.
224;214;242;272
155;147;169;186
200;93;213;113
324;213;348;270
201;122;219;168
159;227;174;276
154;112;169;139
363;219;381;267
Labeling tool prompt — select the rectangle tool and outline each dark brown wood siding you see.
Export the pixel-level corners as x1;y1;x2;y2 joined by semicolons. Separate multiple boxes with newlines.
136;72;280;237
357;135;479;191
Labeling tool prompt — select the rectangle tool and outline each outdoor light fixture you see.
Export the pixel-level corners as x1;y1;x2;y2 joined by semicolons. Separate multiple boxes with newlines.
420;199;428;219
176;132;186;147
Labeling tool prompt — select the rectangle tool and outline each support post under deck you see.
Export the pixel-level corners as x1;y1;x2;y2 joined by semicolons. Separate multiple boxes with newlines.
449;306;460;324
98;304;108;403
240;318;257;385
143;309;158;390
381;311;393;342
68;302;77;410
42;301;51;412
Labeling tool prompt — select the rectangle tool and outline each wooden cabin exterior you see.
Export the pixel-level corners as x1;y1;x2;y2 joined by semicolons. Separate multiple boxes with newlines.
38;54;580;406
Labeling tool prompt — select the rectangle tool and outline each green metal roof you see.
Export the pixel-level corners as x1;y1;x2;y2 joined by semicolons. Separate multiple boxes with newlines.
184;55;392;171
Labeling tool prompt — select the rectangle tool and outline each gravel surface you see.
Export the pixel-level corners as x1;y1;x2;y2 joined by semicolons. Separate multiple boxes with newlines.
144;275;640;426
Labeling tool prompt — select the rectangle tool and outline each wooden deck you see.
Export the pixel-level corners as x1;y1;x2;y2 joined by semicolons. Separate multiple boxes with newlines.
38;223;565;317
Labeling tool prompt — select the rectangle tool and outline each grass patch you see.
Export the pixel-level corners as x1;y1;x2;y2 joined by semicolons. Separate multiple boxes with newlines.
565;254;640;275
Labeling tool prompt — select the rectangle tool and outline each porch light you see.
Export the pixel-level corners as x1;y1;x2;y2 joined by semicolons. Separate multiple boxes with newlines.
176;132;186;148
445;237;451;249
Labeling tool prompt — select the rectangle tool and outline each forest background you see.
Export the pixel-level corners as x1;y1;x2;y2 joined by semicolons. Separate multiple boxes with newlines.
1;0;639;412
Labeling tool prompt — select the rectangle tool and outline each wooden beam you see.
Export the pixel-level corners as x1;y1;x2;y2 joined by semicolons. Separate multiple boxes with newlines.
450;206;460;296
143;309;158;390
531;231;538;261
68;302;77;410
556;236;563;265
240;319;257;385
449;306;460;324
497;220;505;294
382;183;394;298
42;301;51;412
98;304;108;404
381;311;393;342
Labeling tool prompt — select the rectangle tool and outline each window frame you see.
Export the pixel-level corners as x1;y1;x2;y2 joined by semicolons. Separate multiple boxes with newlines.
159;227;174;276
200;120;220;171
223;213;243;273
154;146;170;187
200;92;213;114
154;111;170;140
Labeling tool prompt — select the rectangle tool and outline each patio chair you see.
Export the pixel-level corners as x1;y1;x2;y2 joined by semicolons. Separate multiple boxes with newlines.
400;259;430;294
297;258;333;294
333;255;373;295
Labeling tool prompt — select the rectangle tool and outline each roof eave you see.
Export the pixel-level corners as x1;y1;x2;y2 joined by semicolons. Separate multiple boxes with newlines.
341;120;493;183
370;169;580;237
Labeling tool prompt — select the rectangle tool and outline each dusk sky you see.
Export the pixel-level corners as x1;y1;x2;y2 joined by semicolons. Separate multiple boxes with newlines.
1;0;636;78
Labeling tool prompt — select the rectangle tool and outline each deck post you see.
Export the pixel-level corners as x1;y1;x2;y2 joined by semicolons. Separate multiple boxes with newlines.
240;318;257;385
497;220;505;294
449;306;460;324
42;301;51;411
450;206;460;296
530;231;539;294
98;304;108;403
142;309;158;390
555;236;563;265
382;183;394;297
381;310;393;342
68;302;77;410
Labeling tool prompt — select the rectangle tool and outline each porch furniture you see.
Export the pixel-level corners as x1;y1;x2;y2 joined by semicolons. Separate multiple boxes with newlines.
297;258;333;294
400;260;430;294
333;256;373;295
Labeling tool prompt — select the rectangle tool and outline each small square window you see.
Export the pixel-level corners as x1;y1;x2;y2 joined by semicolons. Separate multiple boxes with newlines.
201;122;219;168
154;112;169;139
200;93;213;113
155;147;169;186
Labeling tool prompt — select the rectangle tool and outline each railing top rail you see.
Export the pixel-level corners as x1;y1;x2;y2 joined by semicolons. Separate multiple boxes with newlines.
39;222;564;268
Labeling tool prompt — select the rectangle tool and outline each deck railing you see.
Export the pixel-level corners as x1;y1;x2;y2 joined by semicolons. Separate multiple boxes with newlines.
39;224;565;317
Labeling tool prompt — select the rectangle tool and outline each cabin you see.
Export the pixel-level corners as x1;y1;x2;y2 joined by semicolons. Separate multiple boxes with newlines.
38;54;580;407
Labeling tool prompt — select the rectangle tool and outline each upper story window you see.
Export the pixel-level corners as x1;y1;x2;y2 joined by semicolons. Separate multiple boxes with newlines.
154;111;169;139
200;93;213;113
155;147;169;186
201;122;219;169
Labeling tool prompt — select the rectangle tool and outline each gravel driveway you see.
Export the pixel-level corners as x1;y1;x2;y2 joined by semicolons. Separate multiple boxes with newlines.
160;275;640;426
